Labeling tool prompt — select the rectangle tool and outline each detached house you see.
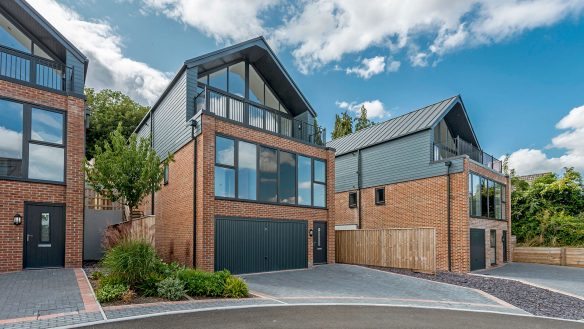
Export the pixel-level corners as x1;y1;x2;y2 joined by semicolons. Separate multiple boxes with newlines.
0;0;87;271
328;96;510;272
135;37;335;274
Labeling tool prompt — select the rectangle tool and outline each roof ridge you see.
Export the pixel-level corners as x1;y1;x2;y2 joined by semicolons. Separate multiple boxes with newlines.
329;95;459;144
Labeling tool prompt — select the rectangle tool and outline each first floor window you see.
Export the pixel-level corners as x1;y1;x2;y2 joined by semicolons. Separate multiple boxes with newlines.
279;151;296;204
215;136;235;198
238;141;256;200
298;155;312;206
348;192;357;208
375;187;385;205
469;173;507;220
0;99;23;178
163;164;169;185
259;146;278;202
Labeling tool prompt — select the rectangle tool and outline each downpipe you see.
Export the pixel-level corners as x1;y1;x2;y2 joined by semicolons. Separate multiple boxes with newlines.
445;160;452;272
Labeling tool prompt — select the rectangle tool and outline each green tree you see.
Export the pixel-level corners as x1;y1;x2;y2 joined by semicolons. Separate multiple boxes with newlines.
332;111;353;139
313;117;324;145
354;105;374;131
84;124;172;220
85;88;149;159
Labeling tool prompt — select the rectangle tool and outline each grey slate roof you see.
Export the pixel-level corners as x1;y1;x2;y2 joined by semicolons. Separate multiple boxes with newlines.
327;95;460;156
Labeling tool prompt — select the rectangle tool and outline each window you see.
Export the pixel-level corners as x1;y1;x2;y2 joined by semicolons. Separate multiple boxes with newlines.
0;12;32;53
348;192;357;208
163;164;169;185
279;151;296;204
214;137;235;198
28;144;64;182
375;187;385;205
31;108;63;144
298;155;312;206
265;86;279;110
259;146;278;202
228;62;245;97
248;65;264;104
313;159;326;207
0;99;23;177
40;213;50;243
209;68;227;91
238;141;256;200
468;173;507;220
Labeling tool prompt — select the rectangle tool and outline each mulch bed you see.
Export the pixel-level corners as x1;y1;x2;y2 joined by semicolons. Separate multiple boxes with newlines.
368;266;584;320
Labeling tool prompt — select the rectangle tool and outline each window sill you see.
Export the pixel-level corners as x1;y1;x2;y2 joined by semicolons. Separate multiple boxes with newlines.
215;196;328;210
375;202;385;206
0;176;66;186
469;215;507;222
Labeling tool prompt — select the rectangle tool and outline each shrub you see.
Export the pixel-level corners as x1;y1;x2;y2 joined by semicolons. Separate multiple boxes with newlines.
96;283;128;303
90;271;104;281
101;240;161;287
157;277;185;301
158;262;185;277
178;269;232;297
136;272;165;297
99;274;126;287
121;289;137;303
207;270;230;297
223;277;248;298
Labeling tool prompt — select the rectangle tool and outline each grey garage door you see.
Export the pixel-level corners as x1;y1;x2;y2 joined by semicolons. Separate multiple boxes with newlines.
215;218;307;274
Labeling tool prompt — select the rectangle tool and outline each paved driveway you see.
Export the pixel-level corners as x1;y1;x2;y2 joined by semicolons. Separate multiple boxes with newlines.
241;264;527;314
477;263;584;300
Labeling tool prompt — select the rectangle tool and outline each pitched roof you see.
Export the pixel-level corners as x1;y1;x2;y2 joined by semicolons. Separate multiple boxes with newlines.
327;95;462;156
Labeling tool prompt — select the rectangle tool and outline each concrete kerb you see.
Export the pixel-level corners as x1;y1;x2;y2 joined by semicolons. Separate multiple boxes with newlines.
53;302;584;329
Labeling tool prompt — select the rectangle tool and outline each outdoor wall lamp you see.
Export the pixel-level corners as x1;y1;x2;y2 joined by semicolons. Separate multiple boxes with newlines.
13;213;22;225
309;229;313;237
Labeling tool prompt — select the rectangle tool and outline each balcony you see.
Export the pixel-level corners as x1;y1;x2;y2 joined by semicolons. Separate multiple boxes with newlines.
433;136;502;172
195;84;327;146
0;44;73;92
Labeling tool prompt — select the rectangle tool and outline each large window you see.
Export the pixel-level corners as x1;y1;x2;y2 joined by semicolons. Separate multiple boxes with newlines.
468;173;506;220
0;99;65;182
214;136;325;207
0;12;55;60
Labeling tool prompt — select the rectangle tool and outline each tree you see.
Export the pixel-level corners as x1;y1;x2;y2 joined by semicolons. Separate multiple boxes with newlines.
313;117;324;145
84;124;172;221
85;88;150;159
332;111;353;139
354;105;374;131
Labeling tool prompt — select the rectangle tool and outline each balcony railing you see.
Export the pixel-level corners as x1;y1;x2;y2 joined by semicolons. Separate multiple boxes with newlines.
0;45;73;92
195;84;326;146
433;136;502;172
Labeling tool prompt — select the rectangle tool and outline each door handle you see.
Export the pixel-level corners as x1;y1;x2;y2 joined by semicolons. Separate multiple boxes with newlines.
26;234;33;242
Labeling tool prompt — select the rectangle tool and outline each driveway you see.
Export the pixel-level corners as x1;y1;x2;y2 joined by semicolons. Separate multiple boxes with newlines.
0;269;102;327
241;264;527;314
477;263;584;300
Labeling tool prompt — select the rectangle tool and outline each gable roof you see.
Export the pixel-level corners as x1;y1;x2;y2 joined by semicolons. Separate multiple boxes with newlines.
186;36;316;117
327;95;479;156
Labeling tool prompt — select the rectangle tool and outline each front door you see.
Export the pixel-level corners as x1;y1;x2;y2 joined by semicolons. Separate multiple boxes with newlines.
502;230;508;262
313;222;327;264
24;203;65;268
470;228;485;271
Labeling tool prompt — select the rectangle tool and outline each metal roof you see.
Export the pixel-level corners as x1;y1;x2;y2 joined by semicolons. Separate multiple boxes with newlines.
327;95;461;156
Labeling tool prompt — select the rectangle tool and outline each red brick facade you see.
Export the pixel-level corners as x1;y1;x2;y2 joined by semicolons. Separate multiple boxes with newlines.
334;157;511;273
0;80;85;272
149;113;336;272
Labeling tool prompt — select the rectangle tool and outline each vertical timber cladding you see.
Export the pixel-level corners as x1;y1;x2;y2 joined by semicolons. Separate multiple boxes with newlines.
215;218;308;274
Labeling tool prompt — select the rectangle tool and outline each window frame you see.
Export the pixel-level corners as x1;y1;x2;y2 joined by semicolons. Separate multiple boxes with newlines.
348;192;357;208
0;97;66;185
163;163;169;185
214;134;327;209
375;187;385;205
468;171;507;221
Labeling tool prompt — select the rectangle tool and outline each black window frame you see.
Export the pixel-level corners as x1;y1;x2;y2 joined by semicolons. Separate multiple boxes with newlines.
348;192;357;208
163;163;169;185
214;136;236;198
0;97;66;185
468;172;507;221
375;187;385;205
213;134;326;209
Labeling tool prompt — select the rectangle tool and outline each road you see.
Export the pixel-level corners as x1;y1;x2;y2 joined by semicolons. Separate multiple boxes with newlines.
85;305;584;329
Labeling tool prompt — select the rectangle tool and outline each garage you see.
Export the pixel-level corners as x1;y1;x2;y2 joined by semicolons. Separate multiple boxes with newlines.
215;218;308;274
470;228;486;271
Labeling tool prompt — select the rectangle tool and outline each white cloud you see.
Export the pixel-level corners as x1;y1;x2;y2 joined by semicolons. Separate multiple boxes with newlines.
346;56;386;79
141;0;279;43
0;127;22;159
336;99;389;119
387;59;401;72
506;105;584;175
28;0;170;105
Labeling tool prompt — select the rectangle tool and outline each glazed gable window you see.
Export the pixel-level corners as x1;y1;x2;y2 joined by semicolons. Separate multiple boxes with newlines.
0;99;65;183
468;173;506;220
214;135;326;208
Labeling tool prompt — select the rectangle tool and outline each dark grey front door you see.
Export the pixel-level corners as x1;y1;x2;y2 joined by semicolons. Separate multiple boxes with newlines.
470;228;485;271
313;221;327;264
502;230;508;262
24;203;65;268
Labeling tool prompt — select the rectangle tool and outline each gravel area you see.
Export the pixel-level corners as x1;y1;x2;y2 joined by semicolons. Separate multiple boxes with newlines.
368;266;584;320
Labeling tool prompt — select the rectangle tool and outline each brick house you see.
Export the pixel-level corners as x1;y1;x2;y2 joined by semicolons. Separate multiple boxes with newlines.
135;37;336;274
328;96;511;273
0;0;88;272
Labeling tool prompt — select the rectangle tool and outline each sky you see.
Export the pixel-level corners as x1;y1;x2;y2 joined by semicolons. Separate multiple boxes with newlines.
27;0;584;176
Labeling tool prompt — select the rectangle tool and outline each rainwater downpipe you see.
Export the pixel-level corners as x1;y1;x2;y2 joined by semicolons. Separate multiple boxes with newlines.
357;149;362;229
191;118;198;268
445;160;452;272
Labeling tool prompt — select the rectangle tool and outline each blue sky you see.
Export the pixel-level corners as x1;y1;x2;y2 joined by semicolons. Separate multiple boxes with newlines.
30;0;584;175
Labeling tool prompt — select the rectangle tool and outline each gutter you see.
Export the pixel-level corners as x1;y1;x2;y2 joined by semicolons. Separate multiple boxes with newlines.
445;160;452;271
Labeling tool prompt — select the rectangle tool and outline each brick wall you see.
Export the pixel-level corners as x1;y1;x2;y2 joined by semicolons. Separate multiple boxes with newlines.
0;80;85;272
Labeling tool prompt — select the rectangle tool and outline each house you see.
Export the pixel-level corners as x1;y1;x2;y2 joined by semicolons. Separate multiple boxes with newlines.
135;37;335;274
328;96;511;272
516;172;553;184
0;0;88;271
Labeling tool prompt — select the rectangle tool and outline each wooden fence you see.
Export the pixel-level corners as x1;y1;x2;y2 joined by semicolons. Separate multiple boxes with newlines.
336;228;436;274
513;247;584;267
105;216;156;247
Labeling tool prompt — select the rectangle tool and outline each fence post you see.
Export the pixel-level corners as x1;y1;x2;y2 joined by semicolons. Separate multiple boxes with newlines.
561;247;567;266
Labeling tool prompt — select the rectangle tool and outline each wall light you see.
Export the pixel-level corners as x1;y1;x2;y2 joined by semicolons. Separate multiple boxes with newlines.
13;214;22;225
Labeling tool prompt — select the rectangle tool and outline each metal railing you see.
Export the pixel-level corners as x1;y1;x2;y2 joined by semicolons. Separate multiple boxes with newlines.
0;45;73;92
196;84;326;146
433;136;502;172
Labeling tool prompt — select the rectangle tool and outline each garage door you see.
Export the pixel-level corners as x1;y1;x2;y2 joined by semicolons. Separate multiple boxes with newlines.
215;218;307;274
470;228;486;271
